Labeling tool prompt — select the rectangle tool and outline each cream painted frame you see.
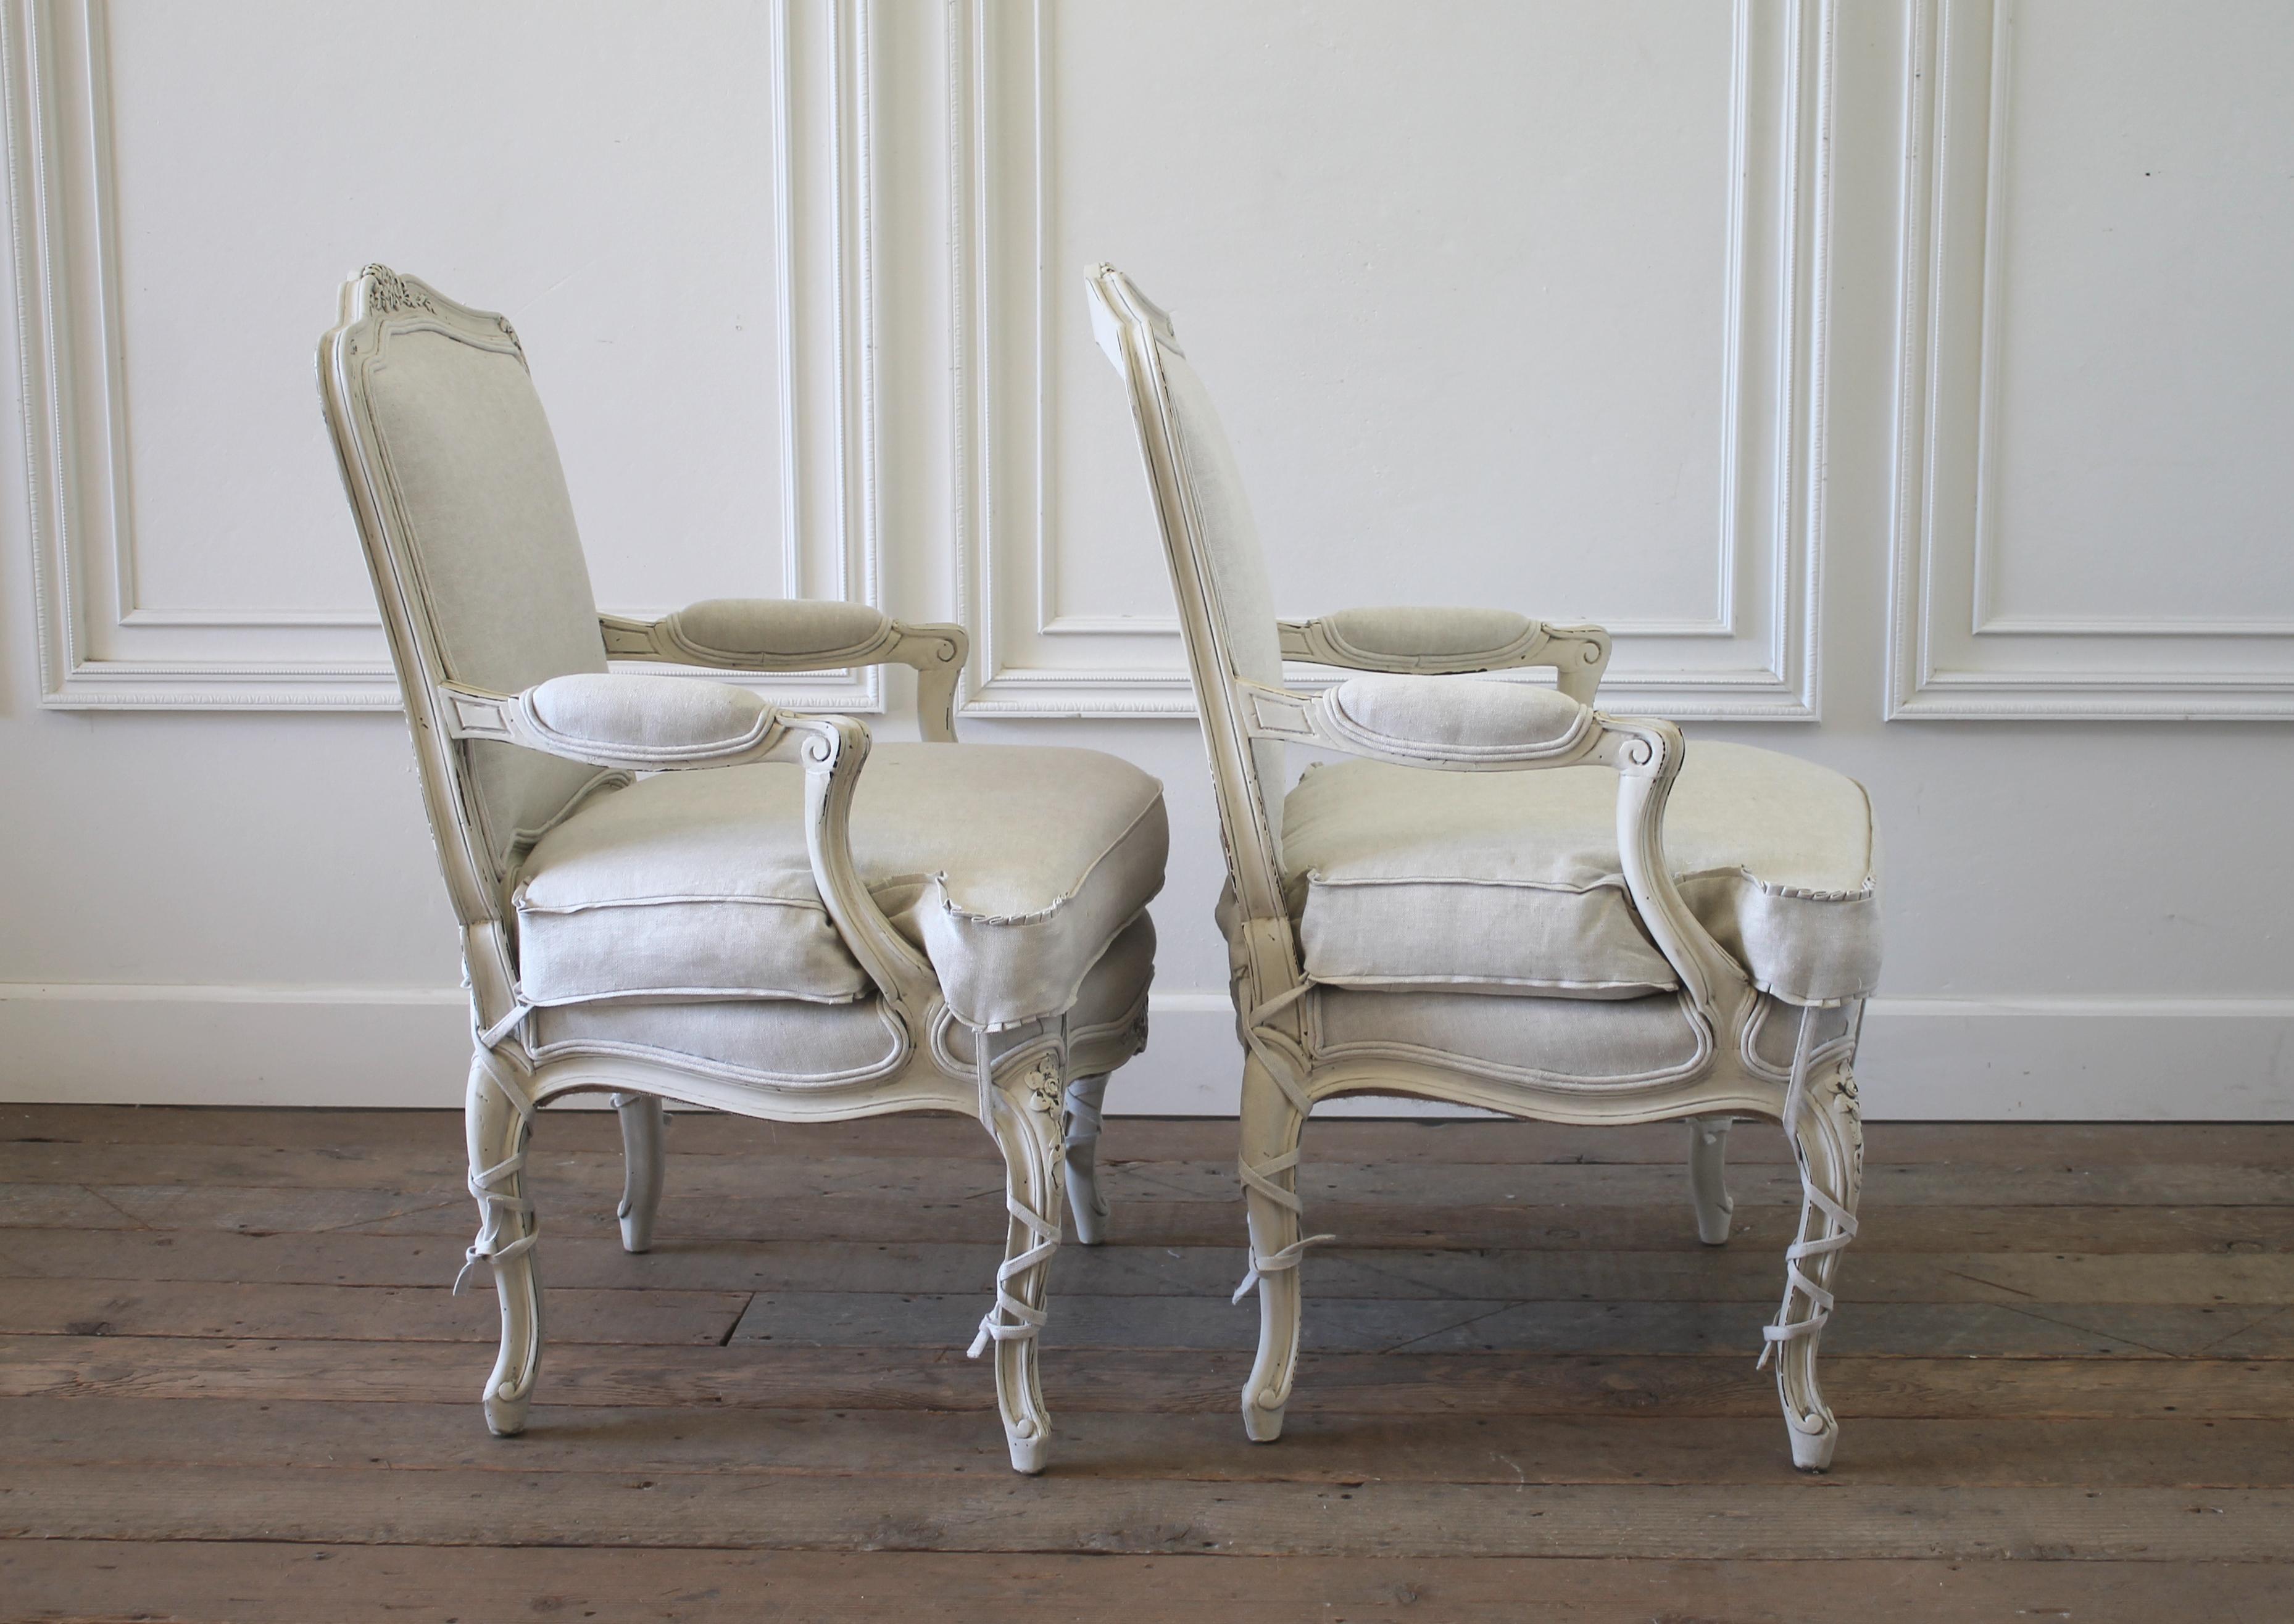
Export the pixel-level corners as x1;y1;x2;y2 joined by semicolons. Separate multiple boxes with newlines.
4;0;888;710
319;265;1149;1475
953;0;1835;721
1089;264;1866;1471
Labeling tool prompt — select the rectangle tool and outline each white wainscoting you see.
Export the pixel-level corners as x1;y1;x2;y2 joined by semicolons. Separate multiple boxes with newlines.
2;0;2288;1123
1887;0;2294;718
4;0;886;710
951;0;1829;720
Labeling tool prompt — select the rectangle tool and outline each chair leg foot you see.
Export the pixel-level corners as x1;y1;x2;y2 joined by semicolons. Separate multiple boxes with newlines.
1005;1426;1052;1475
612;1092;665;1254
1237;1050;1310;1443
1063;1072;1112;1246
464;1050;542;1438
979;1051;1067;1474
483;1378;534;1438
1242;1393;1287;1443
1787;1414;1839;1473
1687;1114;1737;1246
1768;1058;1863;1472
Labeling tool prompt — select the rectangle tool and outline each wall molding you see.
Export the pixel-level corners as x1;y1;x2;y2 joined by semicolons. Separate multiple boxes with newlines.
1885;0;2294;719
5;983;2286;1121
1;0;884;711
950;0;1834;721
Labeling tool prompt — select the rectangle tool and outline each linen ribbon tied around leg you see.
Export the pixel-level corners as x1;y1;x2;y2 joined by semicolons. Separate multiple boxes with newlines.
1231;985;1336;1303
1063;1075;1103;1150
453;1051;539;1295
1758;1003;1858;1368
1233;1145;1337;1303
968;1191;1062;1358
967;1039;1065;1361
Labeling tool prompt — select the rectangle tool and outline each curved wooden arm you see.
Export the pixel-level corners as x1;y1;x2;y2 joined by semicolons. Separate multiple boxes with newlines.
602;605;970;743
1279;608;1611;703
781;713;941;1029
1600;716;1751;1025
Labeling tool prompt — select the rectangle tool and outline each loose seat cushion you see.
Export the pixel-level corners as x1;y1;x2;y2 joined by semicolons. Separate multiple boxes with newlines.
1282;741;1879;1006
516;744;1166;1030
530;913;1156;1087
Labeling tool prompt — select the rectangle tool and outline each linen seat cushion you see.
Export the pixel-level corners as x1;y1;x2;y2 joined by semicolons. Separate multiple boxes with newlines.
1282;741;1879;1006
529;913;1156;1087
515;744;1166;1030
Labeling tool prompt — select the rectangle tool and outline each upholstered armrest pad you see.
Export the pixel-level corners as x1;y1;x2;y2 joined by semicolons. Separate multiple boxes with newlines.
1321;673;1597;763
1295;606;1539;666
659;598;894;664
515;673;778;766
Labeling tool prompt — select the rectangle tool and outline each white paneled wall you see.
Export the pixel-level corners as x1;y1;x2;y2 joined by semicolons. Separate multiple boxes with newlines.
2;0;2288;1117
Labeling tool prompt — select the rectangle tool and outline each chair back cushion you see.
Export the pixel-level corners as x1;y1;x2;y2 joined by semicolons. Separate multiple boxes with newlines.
1089;267;1289;891
322;267;612;877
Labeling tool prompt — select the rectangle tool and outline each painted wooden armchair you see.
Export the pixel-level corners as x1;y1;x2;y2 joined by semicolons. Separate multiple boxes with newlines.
317;266;1166;1473
1087;265;1879;1471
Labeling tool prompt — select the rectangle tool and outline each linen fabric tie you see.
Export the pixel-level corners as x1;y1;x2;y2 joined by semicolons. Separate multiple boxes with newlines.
454;1050;539;1295
1232;982;1336;1303
967;1038;1065;1360
1758;1002;1858;1367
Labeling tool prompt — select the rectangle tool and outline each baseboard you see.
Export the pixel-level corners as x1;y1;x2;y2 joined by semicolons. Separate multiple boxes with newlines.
2;984;2289;1120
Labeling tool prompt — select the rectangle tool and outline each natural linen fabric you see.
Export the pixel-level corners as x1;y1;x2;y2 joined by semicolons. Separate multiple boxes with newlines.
1320;605;1534;664
1311;985;1708;1085
663;598;891;661
360;328;611;866
528;914;1155;1086
1328;674;1590;758
516;743;1167;1030
523;673;770;754
1282;740;1880;1006
1154;341;1289;871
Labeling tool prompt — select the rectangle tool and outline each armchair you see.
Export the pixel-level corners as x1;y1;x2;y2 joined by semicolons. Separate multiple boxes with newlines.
1089;264;1877;1471
318;266;1167;1473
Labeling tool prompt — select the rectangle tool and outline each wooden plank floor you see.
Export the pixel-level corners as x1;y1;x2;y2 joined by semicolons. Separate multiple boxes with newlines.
1;1106;2288;1622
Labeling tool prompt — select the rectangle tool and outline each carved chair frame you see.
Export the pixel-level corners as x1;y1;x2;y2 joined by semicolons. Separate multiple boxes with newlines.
318;267;1141;1473
1087;264;1864;1471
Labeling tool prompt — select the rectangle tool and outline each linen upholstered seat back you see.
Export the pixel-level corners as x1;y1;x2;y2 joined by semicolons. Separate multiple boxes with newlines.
320;266;615;883
1086;267;1288;913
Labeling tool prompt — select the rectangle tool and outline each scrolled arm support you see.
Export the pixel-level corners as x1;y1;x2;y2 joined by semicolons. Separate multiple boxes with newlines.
601;601;969;743
1279;607;1611;703
783;713;941;1025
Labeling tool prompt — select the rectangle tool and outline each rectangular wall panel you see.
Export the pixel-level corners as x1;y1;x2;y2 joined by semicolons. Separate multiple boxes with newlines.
4;0;884;709
952;0;1833;719
1888;0;2294;718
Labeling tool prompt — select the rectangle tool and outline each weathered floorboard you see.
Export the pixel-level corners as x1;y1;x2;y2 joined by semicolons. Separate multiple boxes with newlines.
1;1108;2285;1621
7;1543;2285;1624
6;1336;2290;1417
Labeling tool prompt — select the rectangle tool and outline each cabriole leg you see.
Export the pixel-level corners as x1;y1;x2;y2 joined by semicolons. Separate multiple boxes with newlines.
1063;1072;1112;1246
971;1051;1068;1474
1764;1058;1863;1471
1686;1114;1737;1245
1236;1049;1324;1444
611;1092;665;1254
459;1049;542;1438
